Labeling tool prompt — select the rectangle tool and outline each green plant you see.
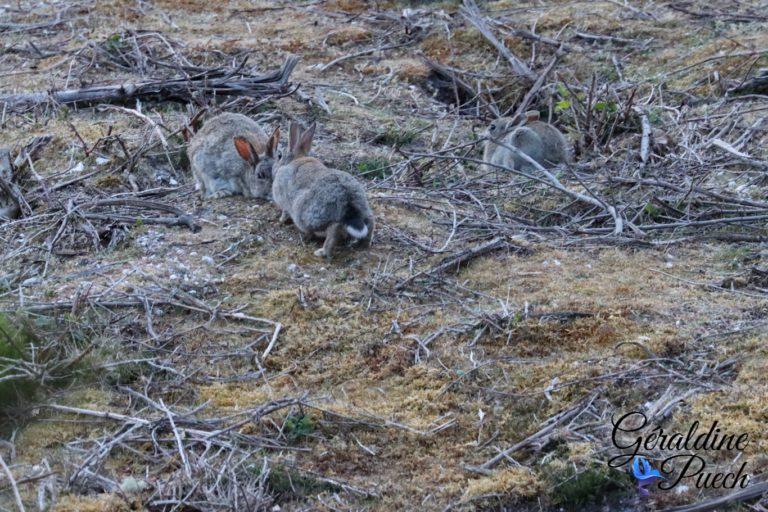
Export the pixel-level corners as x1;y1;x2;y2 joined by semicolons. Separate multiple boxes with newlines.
373;123;423;147
266;465;339;499
0;311;110;433
594;100;618;114
643;202;662;221
647;107;664;125
105;33;125;52
283;412;316;441
355;157;392;179
0;314;40;411
542;461;631;510
721;246;754;270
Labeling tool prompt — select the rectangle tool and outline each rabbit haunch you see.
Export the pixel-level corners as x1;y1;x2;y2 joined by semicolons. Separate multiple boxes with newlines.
483;111;569;172
272;122;374;259
187;112;279;199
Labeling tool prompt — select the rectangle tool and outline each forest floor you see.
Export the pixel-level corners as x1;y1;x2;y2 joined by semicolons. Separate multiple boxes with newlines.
1;1;768;511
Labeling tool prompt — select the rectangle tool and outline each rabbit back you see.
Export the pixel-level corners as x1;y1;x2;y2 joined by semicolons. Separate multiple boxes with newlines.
273;158;372;236
0;149;19;220
507;126;545;171
188;113;268;198
484;115;569;171
527;121;569;166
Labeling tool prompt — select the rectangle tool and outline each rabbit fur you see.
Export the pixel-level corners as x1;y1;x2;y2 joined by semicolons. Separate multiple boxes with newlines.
483;111;569;172
188;112;279;199
272;122;374;259
0;149;19;220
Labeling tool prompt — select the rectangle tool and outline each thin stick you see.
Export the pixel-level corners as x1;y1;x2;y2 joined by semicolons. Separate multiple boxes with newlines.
511;52;560;122
0;453;27;512
159;399;193;480
397;237;508;289
318;42;416;72
261;323;282;360
468;394;596;472
638;109;651;165
0;56;299;110
662;480;768;512
460;0;536;81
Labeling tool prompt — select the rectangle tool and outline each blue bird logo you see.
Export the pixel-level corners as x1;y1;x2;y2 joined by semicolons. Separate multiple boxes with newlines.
632;456;666;495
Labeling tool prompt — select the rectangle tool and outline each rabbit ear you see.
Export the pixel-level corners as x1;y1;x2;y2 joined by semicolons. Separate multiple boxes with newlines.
525;110;540;123
296;122;316;156
266;126;280;158
289;122;301;152
233;136;259;166
182;108;208;141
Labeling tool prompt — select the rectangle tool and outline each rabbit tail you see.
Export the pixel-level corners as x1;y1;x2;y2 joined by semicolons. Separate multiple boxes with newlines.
343;204;369;239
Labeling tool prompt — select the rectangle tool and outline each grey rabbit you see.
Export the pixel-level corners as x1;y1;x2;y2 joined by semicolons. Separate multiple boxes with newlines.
272;122;374;259
0;149;19;220
483;110;569;172
187;112;279;199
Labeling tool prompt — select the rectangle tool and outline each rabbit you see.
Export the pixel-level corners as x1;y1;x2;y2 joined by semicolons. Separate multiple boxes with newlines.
483;110;569;172
0;149;19;220
272;122;374;259
234;128;280;199
187;112;279;199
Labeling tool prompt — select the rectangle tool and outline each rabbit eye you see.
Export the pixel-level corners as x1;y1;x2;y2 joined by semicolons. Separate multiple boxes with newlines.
277;150;283;159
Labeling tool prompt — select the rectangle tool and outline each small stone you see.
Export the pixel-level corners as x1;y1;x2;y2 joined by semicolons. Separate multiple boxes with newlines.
201;255;215;265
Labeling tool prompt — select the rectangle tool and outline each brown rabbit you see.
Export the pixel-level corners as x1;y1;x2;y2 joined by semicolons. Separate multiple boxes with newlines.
272;122;374;259
483;111;569;172
187;113;279;199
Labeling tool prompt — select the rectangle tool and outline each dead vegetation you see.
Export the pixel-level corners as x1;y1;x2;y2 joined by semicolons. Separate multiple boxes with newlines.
1;0;768;511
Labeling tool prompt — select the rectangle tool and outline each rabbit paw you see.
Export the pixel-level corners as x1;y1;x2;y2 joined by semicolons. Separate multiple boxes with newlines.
314;248;328;258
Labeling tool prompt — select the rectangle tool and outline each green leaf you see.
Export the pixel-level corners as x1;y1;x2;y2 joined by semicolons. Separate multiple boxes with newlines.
644;202;661;219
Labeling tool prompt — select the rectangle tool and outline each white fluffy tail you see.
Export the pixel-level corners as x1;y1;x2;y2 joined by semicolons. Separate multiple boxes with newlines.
343;204;368;239
345;222;368;239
